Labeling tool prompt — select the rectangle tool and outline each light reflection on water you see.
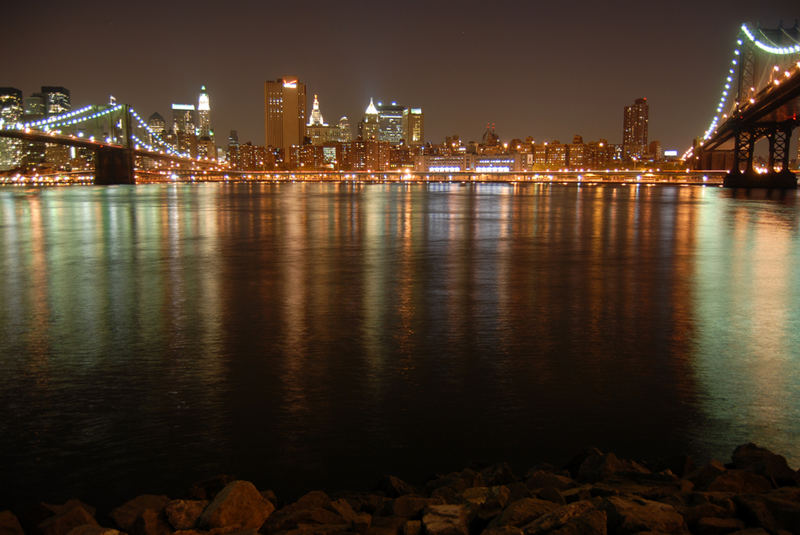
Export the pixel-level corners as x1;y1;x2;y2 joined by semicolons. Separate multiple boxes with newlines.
0;182;798;510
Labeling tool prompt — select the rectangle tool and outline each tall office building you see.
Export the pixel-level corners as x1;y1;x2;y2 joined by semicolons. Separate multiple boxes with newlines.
197;85;212;139
264;77;307;154
622;97;648;161
0;88;24;170
337;116;352;143
172;104;197;156
41;86;71;116
403;107;424;145
359;98;379;140
306;94;336;145
376;101;404;143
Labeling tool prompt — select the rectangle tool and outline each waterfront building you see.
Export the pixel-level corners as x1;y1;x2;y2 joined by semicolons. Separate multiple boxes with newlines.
289;144;327;170
587;139;612;169
0;88;23;170
171;103;197;156
359;98;379;140
414;153;523;173
533;144;547;167
337;116;352;143
403;107;424;145
622;97;648;161
306;95;337;146
264;77;307;155
228;142;275;171
567;135;586;169
546;142;567;168
377;101;404;143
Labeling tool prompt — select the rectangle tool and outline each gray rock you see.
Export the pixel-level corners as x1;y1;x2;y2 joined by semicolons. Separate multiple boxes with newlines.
489;498;559;528
199;480;274;530
601;495;688;534
165;499;208;530
0;511;25;535
38;505;98;535
422;504;468;535
731;443;799;487
110;495;169;532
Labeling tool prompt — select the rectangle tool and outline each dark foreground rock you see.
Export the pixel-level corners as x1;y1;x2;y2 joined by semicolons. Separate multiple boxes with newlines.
6;443;800;535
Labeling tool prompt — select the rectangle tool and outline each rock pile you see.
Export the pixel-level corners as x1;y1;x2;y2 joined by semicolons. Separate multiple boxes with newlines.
2;443;799;535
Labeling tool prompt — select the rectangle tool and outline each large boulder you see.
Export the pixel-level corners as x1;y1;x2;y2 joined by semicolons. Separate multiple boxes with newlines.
187;475;236;500
38;504;98;535
392;495;443;518
519;500;605;535
0;511;25;535
706;471;772;494
262;491;344;533
165;499;208;531
377;475;416;498
525;472;575;491
421;504;468;535
575;451;649;483
198;480;274;530
694;516;745;534
489;498;559;528
731;443;799;487
131;509;171;535
734;488;800;533
601;495;688;534
110;495;169;533
462;486;511;516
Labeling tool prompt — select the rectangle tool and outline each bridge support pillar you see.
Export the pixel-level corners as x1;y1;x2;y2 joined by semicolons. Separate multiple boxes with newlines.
95;146;135;185
724;122;797;189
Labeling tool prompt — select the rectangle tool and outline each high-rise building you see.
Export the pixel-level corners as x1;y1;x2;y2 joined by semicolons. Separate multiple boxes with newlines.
306;94;336;146
403;107;424;145
622;97;648;161
41;86;71;116
337;116;352;143
0;88;24;170
264;77;307;154
228;130;239;149
376;101;404;143
197;85;212;139
359;98;379;140
171;104;197;156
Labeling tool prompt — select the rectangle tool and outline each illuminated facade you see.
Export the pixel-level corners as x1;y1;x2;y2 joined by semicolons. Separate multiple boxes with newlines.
197;85;212;139
337;116;352;142
306;94;336;145
376;101;404;143
622;97;648;161
403;107;424;145
264;77;307;154
171;103;197;156
359;98;379;140
41;86;71;116
0;87;23;170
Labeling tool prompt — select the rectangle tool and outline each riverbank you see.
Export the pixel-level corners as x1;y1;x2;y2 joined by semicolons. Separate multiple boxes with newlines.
2;443;799;535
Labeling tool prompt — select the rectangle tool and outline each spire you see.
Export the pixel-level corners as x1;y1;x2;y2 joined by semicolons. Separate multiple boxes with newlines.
307;94;327;126
365;97;378;115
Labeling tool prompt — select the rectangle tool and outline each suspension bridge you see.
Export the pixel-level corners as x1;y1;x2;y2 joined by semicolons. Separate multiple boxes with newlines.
686;22;800;188
0;102;222;184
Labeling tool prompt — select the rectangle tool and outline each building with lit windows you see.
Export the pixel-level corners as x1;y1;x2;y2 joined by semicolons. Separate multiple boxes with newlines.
377;101;404;143
359;98;379;140
264;77;307;155
197;85;212;139
41;86;71;116
306;94;337;145
337;116;352;142
0;88;23;170
403;107;424;145
171;104;197;156
622;97;648;161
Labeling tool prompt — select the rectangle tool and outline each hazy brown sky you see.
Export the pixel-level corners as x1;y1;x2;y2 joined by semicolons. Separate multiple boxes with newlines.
3;0;798;151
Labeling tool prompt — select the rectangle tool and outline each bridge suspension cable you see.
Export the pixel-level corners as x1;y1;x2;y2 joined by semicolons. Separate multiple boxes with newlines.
682;23;800;161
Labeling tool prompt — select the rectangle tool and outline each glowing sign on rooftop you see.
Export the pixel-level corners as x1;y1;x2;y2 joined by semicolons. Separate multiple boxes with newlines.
172;104;195;110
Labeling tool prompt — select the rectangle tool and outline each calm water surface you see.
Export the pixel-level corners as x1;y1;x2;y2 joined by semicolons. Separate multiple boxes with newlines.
1;182;799;509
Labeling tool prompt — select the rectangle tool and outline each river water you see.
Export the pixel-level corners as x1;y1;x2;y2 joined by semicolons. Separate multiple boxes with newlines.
1;182;799;509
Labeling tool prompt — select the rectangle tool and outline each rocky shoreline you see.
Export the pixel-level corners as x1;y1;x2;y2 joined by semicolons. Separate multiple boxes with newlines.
2;443;799;535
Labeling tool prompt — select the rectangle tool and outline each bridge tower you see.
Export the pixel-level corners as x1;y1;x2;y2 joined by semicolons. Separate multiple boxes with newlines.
95;104;135;185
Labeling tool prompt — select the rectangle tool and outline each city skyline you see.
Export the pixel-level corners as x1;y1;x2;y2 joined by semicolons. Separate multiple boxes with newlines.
3;0;798;151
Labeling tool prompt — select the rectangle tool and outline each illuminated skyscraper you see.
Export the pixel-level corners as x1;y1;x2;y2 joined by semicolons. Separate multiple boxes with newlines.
403;107;424;145
197;85;212;139
264;77;307;154
622;97;648;161
0;88;23;170
306;94;335;145
41;86;71;116
337;116;352;143
376;101;404;143
359;98;379;140
147;112;166;147
172;103;197;156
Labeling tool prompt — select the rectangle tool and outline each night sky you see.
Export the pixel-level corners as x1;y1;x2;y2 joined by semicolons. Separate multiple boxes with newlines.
4;0;798;150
